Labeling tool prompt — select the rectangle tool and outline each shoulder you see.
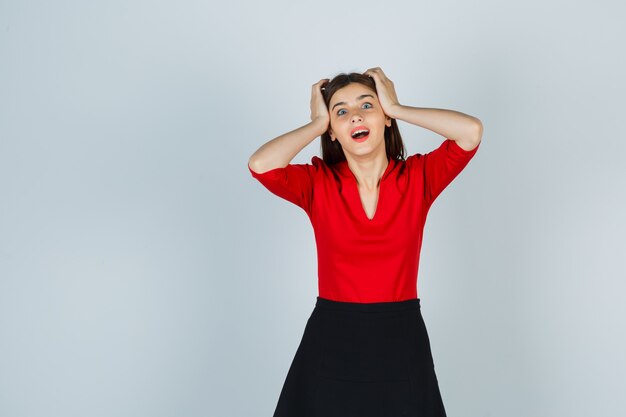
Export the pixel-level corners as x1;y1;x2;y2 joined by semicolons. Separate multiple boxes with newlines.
310;155;342;176
311;155;325;167
405;139;480;166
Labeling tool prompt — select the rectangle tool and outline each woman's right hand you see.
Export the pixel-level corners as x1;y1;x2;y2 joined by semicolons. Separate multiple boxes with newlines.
310;78;330;133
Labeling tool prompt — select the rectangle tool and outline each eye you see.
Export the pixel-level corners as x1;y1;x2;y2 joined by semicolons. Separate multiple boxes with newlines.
337;102;373;116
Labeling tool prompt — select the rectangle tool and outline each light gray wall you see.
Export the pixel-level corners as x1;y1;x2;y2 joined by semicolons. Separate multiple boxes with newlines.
1;1;625;416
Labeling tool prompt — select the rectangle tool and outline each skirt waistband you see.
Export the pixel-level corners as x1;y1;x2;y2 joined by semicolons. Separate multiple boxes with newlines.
315;296;420;313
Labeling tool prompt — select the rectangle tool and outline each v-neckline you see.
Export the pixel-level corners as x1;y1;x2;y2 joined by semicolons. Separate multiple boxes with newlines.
343;157;393;222
358;183;381;221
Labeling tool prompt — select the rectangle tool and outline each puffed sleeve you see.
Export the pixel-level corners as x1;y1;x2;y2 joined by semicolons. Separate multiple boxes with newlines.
248;156;322;215
421;138;480;206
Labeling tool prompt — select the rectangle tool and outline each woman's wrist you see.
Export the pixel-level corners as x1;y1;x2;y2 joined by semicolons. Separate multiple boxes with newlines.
310;117;330;136
386;103;404;120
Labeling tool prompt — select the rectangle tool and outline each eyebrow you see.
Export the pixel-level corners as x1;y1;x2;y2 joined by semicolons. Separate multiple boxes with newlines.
331;94;375;111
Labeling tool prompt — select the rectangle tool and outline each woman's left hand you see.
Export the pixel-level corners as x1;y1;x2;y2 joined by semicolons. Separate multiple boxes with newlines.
363;67;401;119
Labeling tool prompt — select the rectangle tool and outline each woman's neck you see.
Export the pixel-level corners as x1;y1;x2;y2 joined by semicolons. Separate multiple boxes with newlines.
346;153;389;190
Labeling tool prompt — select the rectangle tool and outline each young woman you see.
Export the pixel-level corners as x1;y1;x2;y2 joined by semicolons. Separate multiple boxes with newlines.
248;67;482;417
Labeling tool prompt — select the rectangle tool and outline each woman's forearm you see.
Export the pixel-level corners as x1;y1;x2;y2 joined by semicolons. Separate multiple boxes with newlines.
388;104;483;146
248;118;328;174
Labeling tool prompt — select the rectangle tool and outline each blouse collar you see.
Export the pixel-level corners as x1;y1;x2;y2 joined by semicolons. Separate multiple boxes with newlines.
336;156;396;183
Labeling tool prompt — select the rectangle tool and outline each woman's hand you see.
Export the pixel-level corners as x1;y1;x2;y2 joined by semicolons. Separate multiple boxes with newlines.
310;78;330;134
363;67;401;119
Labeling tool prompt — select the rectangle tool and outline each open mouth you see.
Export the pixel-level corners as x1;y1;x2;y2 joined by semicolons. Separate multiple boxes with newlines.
351;126;370;140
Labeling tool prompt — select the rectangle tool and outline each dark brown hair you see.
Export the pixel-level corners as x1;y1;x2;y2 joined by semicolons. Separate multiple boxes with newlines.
320;72;407;165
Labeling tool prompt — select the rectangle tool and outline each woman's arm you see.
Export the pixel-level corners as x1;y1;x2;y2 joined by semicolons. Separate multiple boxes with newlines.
248;79;330;174
248;119;327;174
361;67;482;151
388;105;483;151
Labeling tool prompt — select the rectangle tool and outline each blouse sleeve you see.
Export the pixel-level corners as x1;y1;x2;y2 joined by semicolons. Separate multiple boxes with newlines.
421;138;480;207
248;156;322;215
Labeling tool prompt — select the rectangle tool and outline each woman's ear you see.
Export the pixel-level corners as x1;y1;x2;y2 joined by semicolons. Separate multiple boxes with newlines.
329;129;335;141
385;116;392;128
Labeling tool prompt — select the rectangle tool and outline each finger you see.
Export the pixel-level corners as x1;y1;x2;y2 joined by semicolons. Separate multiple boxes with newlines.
373;69;387;80
313;79;327;88
369;67;387;80
364;68;381;79
316;79;330;91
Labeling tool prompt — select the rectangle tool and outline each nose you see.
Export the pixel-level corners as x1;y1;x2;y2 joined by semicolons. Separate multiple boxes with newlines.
350;112;363;123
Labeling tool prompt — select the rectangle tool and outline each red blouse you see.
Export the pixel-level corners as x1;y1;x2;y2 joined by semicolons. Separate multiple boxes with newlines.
248;138;480;303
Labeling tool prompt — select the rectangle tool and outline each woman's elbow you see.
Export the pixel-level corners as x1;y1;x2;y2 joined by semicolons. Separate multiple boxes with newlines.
470;118;483;143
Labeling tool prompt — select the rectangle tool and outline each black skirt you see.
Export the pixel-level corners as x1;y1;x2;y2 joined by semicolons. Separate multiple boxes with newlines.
273;296;447;417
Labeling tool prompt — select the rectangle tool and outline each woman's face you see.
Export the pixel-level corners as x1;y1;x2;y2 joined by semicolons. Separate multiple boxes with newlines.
327;82;391;158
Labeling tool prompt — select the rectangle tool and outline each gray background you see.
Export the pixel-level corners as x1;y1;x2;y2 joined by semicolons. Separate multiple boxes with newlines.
1;1;625;416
